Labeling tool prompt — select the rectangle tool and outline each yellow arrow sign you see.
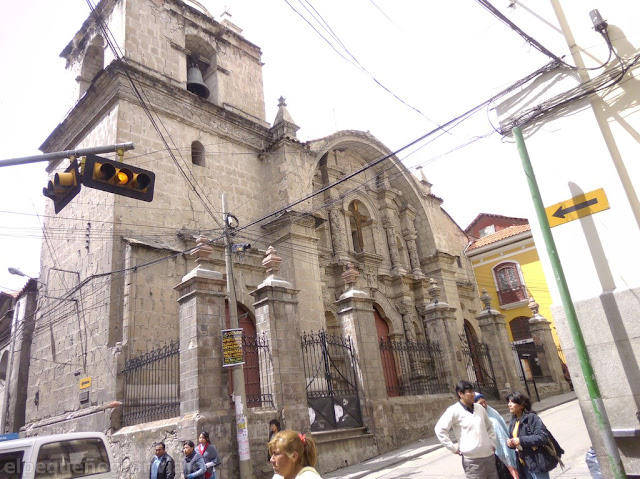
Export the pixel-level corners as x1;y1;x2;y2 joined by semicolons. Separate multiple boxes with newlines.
545;188;609;228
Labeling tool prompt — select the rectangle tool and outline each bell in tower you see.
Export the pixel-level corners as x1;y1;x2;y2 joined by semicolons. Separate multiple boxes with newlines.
186;54;210;99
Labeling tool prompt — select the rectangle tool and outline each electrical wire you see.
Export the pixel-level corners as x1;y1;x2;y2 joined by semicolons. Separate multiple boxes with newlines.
85;0;224;229
499;51;640;133
283;0;448;130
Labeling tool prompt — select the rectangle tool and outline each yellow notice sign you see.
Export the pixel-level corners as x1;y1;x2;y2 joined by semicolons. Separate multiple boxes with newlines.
222;329;245;367
545;188;609;228
79;377;92;389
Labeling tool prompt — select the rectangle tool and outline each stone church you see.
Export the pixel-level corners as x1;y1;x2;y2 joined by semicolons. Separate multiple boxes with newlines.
15;0;564;476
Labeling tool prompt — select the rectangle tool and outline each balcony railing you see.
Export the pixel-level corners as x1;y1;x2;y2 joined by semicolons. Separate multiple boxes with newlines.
497;285;527;305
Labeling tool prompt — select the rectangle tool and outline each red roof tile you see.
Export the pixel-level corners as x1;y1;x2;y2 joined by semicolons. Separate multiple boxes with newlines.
467;224;531;251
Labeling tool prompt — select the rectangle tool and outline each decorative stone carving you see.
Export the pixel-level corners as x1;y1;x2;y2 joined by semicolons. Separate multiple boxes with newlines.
342;261;360;287
262;245;282;275
190;235;213;263
258;245;292;289
528;296;540;315
384;226;404;273
427;278;441;304
480;289;492;310
405;236;423;276
395;300;409;316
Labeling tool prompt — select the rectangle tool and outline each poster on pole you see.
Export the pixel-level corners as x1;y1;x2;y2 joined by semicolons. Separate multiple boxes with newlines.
222;328;244;367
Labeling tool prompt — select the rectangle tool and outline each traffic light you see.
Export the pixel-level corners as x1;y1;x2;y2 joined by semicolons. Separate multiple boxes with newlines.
82;154;155;202
43;159;81;214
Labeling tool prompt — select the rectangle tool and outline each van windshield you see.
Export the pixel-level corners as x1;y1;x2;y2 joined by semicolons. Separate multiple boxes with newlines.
34;439;110;478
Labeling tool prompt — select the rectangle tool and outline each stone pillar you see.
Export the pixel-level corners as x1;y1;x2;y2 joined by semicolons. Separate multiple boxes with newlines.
476;289;523;398
404;233;423;277
528;298;571;391
174;236;229;414
328;206;347;255
250;246;309;432
384;223;406;275
400;205;424;277
396;300;425;379
336;263;386;410
417;279;467;389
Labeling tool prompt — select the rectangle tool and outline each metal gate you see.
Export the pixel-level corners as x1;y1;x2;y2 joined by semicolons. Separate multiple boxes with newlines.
301;330;363;432
459;333;499;399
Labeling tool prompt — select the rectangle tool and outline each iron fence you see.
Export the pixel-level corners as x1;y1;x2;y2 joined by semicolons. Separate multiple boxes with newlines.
460;333;499;399
242;332;274;408
301;330;363;431
122;341;180;426
379;338;449;397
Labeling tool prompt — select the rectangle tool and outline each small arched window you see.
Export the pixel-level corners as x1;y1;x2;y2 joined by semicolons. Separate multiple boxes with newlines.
191;141;205;166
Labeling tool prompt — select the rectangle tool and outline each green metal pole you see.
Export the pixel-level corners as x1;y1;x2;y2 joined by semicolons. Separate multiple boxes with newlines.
512;127;626;479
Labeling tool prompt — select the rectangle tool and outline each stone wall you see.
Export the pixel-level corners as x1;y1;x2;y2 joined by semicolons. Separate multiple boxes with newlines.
552;286;640;476
369;394;454;454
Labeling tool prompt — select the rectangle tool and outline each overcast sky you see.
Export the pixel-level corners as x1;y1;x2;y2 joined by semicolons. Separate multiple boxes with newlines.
0;0;556;293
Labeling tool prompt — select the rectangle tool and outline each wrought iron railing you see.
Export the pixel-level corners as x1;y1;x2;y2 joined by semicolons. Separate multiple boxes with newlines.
242;332;274;408
122;341;180;426
379;338;449;397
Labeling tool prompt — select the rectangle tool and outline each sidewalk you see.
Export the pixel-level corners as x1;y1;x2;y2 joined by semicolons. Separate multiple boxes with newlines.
324;391;577;479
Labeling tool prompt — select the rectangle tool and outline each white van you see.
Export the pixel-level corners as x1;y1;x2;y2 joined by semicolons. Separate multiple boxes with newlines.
0;432;115;478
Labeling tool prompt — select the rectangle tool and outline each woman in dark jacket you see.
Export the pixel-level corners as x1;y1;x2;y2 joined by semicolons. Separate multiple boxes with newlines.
182;441;206;479
197;432;221;479
506;392;556;479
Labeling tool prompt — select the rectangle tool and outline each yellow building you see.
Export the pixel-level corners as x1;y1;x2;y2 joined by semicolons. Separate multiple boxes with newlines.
465;214;561;349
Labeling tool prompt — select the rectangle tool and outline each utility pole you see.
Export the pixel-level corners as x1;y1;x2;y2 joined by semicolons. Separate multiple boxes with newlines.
222;194;254;479
513;127;626;479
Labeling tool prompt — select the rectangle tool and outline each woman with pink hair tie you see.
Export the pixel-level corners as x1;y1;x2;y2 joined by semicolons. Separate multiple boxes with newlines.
268;430;321;479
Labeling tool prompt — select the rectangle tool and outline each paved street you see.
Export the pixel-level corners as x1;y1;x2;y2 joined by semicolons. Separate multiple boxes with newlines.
325;395;595;479
362;400;590;479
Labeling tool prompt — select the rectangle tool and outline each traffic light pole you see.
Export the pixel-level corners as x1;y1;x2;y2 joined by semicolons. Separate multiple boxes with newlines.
222;194;254;479
0;142;135;168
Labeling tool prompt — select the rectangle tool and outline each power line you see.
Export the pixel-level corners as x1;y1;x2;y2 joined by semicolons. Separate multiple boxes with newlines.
85;0;224;229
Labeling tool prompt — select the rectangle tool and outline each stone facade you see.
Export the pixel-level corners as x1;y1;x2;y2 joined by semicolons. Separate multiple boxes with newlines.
22;0;521;477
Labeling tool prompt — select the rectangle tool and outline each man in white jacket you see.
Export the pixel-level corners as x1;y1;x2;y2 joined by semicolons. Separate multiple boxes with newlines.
435;380;498;479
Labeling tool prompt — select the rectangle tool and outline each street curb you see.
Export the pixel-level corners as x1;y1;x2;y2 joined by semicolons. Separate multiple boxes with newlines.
326;394;578;479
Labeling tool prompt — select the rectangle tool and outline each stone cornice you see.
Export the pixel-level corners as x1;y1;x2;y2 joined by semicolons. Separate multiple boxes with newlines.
260;210;321;234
